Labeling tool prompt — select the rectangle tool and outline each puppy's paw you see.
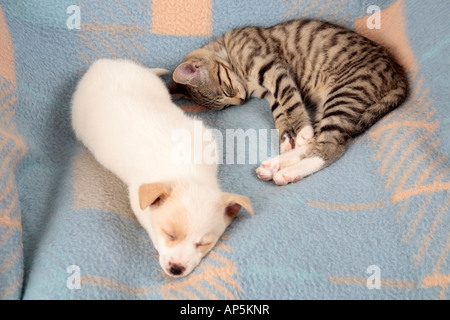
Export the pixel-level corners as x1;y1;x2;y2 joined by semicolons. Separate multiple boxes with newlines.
295;126;314;148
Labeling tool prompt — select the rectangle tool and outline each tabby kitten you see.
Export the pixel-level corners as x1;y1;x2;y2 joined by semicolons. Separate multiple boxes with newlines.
169;19;408;185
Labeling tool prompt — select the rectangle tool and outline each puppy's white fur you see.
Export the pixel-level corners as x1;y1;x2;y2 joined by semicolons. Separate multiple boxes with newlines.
71;59;253;277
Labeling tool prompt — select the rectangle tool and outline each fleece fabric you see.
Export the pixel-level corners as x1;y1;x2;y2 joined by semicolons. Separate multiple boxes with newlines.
0;0;449;299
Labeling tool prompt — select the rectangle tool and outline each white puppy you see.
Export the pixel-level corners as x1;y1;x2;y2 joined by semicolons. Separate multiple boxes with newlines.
71;59;253;277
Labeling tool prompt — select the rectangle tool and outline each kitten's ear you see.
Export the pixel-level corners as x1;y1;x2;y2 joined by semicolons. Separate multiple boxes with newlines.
169;81;191;99
172;60;209;87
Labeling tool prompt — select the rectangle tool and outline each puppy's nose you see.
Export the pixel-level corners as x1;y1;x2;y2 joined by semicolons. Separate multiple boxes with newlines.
169;264;185;276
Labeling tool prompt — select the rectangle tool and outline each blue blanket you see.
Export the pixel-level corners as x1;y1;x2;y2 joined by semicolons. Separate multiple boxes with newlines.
1;0;449;299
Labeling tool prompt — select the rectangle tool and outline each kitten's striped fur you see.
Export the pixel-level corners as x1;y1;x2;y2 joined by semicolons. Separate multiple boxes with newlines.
170;19;409;185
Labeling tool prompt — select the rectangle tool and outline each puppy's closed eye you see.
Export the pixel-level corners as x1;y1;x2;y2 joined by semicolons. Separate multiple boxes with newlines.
163;229;176;241
195;242;212;249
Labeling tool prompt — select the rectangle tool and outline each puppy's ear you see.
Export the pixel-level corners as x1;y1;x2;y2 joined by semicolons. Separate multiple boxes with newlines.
169;81;191;99
139;182;171;210
222;193;254;219
172;60;209;87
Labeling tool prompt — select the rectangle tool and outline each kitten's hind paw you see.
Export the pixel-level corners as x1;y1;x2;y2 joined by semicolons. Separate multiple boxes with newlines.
280;133;295;153
272;156;325;185
273;172;302;185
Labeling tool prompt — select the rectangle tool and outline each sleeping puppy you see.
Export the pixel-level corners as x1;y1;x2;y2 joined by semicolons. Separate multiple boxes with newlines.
71;59;253;277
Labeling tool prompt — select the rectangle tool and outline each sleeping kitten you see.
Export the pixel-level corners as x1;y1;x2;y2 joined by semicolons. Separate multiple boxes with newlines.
170;19;409;185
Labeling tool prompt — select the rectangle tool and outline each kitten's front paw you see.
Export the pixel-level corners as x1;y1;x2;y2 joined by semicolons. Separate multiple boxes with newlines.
295;126;314;148
256;157;280;181
257;144;310;182
256;166;273;180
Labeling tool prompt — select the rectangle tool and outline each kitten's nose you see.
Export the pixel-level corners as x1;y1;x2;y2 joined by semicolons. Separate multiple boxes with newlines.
169;264;185;276
239;98;245;105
